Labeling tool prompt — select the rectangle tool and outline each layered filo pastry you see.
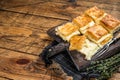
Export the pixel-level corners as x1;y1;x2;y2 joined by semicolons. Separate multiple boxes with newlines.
100;14;120;33
85;24;113;47
73;15;95;34
69;35;99;60
55;22;80;41
85;6;107;23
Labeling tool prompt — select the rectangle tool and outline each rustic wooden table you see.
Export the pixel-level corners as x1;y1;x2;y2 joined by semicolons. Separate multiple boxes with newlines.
0;0;119;80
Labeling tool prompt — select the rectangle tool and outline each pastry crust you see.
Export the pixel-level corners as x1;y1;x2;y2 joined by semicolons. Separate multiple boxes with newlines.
69;35;86;50
99;34;113;46
100;14;120;33
69;35;99;60
86;25;108;41
56;22;80;41
85;6;105;20
85;24;112;46
73;15;93;28
73;15;95;34
85;6;107;24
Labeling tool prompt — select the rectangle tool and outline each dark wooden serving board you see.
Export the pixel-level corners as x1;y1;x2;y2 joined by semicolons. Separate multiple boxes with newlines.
47;25;120;70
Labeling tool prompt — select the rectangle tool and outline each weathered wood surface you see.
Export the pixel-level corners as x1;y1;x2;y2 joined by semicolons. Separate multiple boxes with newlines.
0;0;119;80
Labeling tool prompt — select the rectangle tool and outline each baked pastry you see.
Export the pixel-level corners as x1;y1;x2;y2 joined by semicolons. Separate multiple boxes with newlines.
69;35;99;60
85;24;112;46
100;14;120;33
73;15;95;34
55;22;80;41
85;6;107;23
69;35;86;51
99;34;113;46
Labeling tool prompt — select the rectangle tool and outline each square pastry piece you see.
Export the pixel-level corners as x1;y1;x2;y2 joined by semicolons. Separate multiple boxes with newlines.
100;14;120;33
55;22;80;41
85;6;107;23
86;25;112;46
73;15;95;34
69;35;99;60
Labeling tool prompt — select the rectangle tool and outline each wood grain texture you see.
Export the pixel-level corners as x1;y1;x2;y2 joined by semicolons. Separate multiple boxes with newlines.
0;48;63;80
0;10;65;55
0;0;120;20
0;0;119;80
109;73;120;80
0;77;9;80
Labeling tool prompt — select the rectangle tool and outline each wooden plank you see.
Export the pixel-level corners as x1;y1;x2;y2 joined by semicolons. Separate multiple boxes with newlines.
82;0;120;4
50;0;120;11
109;73;120;80
0;72;46;80
0;77;9;80
0;48;62;80
0;11;66;31
0;0;71;20
1;0;120;10
0;0;120;20
47;0;120;4
0;10;66;55
0;71;62;80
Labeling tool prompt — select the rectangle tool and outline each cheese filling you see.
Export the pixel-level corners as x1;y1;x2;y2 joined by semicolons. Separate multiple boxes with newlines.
79;39;99;60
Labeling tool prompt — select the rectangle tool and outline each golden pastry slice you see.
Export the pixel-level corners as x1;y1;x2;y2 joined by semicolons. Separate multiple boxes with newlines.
55;22;80;41
69;35;99;60
73;15;95;34
99;34;113;46
85;6;107;23
69;35;86;51
100;14;120;33
85;24;112;46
